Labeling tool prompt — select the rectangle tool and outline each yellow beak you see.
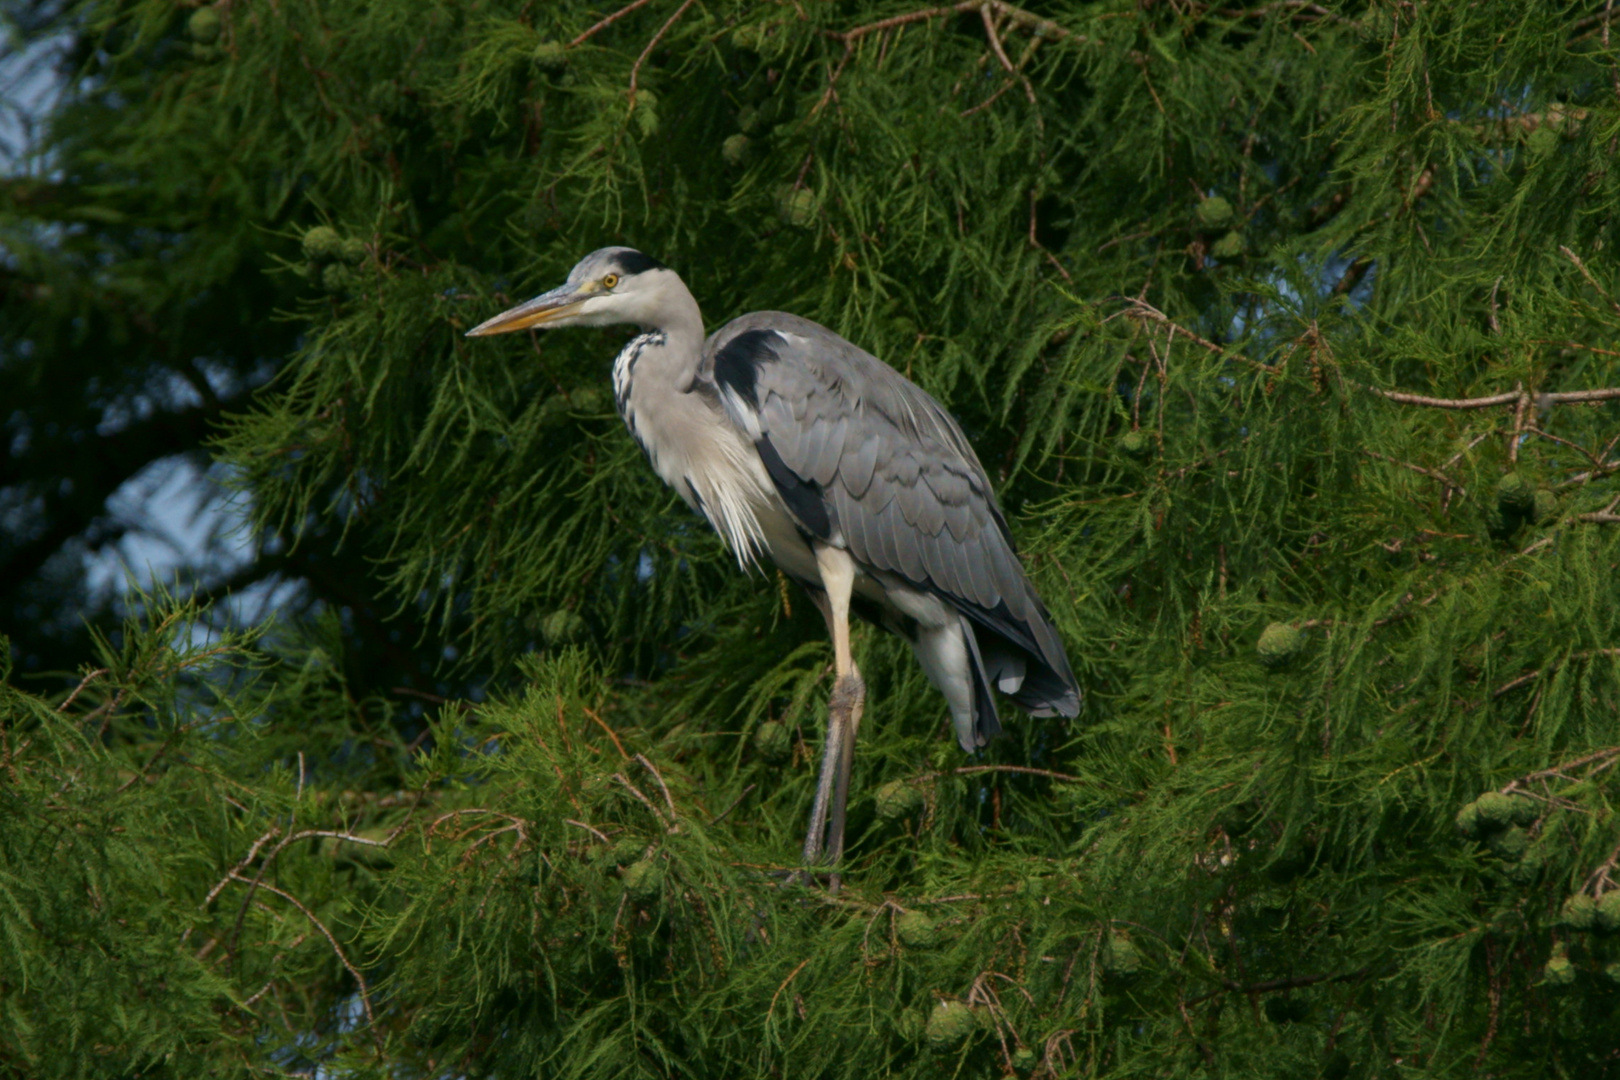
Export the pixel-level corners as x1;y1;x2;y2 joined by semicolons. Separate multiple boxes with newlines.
464;286;588;336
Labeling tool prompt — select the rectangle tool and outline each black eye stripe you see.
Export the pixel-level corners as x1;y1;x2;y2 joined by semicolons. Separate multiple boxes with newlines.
611;249;665;276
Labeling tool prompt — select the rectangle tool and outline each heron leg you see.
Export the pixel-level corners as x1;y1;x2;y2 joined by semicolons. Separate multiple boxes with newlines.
825;667;865;889
801;544;863;872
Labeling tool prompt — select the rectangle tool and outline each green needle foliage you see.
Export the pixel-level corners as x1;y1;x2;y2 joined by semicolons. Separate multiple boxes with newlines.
4;0;1620;1077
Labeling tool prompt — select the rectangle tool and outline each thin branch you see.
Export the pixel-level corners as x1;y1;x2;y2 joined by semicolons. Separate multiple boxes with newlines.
565;818;612;843
1491;647;1620;700
1361;450;1464;492
635;752;678;822
583;706;630;760
234;873;380;1042
569;0;654;47
709;783;758;825
613;772;674;831
1562;244;1620;316
1184;966;1371;1007
627;0;696;112
1524;426;1609;469
980;3;1035;103
1542;387;1620;404
820;0;1090;117
833;1;1085;46
1366;388;1521;409
768;957;813;1017
198;828;280;913
1121;298;1278;372
56;668;108;712
1555;458;1620;490
1442;430;1496;470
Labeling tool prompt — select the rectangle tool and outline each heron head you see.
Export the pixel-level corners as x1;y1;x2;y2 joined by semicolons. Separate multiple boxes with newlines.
465;247;677;336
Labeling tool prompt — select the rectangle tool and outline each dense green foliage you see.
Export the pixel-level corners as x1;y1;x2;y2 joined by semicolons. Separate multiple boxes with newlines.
4;0;1620;1076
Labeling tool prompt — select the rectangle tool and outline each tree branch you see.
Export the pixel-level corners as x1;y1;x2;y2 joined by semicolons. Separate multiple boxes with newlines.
569;0;654;48
627;0;696;112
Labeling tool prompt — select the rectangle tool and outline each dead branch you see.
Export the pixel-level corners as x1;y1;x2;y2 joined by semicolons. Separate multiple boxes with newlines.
627;0;696;112
583;706;631;760
1184;966;1372;1007
1366;388;1521;409
565;818;612;843
1361;450;1464;493
1120;298;1279;373
569;0;654;47
233;873;380;1042
1561;244;1620;317
1493;650;1620;698
833;1;1085;46
613;772;674;831
1369;385;1620;409
198;828;280;914
635;752;678;820
56;668;109;712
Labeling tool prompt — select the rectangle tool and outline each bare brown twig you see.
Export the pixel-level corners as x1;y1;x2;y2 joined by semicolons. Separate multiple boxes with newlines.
1369;386;1620;409
1493;650;1620;698
1560;244;1620;316
1361;450;1464;493
233;872;380;1042
56;668;109;712
627;0;696;113
569;0;654;47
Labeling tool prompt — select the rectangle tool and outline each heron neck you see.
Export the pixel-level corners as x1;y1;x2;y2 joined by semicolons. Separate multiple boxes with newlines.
644;275;706;372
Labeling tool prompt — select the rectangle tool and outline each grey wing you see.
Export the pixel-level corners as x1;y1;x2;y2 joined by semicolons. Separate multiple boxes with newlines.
701;311;1079;720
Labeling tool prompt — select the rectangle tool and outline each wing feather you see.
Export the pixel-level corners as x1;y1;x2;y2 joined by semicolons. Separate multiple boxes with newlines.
843;435;880;498
701;310;1079;720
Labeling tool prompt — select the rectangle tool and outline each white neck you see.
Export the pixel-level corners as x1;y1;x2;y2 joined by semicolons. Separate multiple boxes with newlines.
608;271;772;565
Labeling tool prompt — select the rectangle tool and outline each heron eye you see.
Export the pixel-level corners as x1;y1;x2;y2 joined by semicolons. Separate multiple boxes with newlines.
602;274;620;289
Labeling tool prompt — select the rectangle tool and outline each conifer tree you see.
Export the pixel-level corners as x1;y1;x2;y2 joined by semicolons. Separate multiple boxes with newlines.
4;1;1620;1077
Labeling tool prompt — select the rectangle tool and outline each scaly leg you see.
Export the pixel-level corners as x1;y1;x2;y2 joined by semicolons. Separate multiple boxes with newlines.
801;544;862;870
824;665;865;893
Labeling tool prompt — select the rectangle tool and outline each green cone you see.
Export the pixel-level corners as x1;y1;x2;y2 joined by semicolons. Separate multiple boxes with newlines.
1196;195;1234;228
1103;932;1142;976
897;911;936;948
188;7;221;43
1533;487;1559;524
1211;230;1245;259
302;225;344;263
621;858;664;902
777;186;817;228
1256;623;1305;669
875;779;924;820
1496;472;1535;515
721;134;751;166
1117;430;1152;459
1596;890;1620;933
532;40;568;72
924;1001;977;1050
1486;825;1529;861
1557;894;1597;930
1473;792;1523;830
1454;800;1482;838
540;609;587;647
752;720;791;763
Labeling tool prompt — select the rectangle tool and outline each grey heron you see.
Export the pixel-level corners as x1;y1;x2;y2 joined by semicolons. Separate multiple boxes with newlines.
467;247;1079;873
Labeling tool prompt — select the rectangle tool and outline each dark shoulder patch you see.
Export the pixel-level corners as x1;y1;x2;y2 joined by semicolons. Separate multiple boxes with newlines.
713;328;779;405
757;434;831;540
613;249;666;276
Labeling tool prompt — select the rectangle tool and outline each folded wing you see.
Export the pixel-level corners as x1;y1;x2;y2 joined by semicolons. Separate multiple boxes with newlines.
702;312;1079;723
